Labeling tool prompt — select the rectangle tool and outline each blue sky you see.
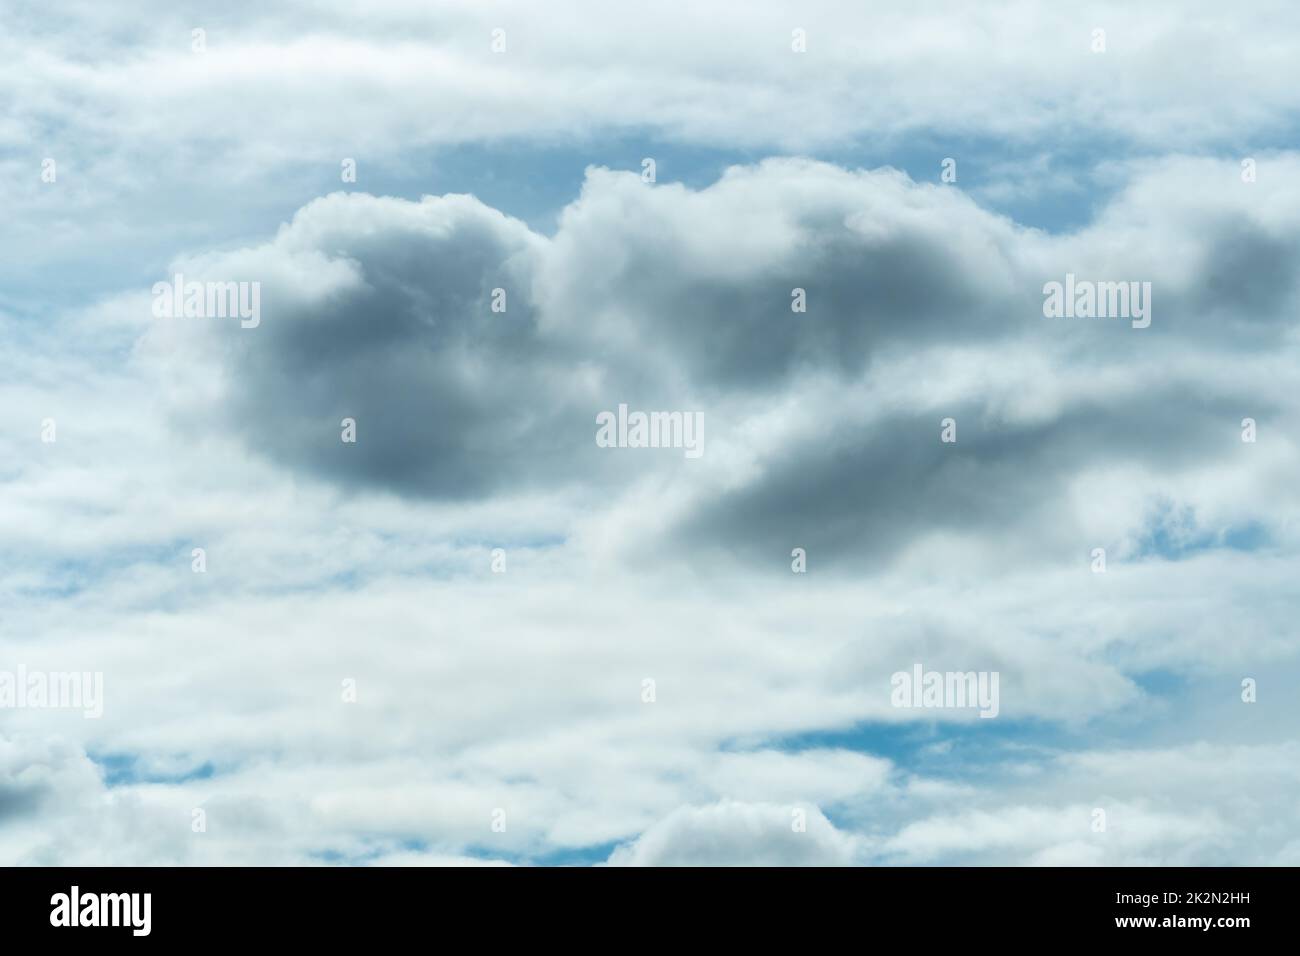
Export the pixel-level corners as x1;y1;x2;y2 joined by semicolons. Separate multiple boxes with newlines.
2;0;1300;867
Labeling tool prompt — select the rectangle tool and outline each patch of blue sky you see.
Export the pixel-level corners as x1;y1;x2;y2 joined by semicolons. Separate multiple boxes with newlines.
1128;668;1187;698
308;838;430;866
751;718;1075;782
1132;501;1271;561
459;839;619;867
309;838;616;866
743;670;1222;780
90;751;217;787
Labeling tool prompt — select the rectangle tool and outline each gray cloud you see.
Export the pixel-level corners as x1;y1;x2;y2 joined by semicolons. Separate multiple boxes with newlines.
606;801;860;866
189;194;610;499
153;158;1300;576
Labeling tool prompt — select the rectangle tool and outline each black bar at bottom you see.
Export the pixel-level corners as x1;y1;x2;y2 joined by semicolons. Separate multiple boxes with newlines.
0;866;1282;943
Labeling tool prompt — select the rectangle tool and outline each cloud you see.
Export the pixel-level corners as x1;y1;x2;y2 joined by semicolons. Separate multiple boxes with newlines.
5;2;1300;867
166;192;599;499
9;1;1300;162
607;800;860;866
8;0;1300;312
138;157;1300;581
882;742;1300;865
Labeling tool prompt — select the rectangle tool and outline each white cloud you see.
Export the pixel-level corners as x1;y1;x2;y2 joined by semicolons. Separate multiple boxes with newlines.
607;801;861;866
3;3;1299;867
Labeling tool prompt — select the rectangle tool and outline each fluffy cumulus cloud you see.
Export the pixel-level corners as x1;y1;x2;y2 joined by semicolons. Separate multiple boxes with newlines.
144;156;1300;577
2;2;1298;866
607;801;861;866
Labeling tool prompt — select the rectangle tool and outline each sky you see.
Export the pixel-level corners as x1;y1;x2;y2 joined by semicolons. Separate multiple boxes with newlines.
1;0;1299;866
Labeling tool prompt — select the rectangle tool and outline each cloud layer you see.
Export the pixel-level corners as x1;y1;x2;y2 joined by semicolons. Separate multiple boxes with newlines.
3;2;1299;867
